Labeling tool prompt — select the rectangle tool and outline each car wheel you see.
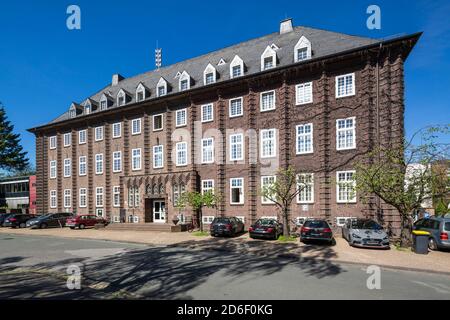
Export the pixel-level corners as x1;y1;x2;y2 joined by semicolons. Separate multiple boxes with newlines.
428;238;438;251
19;222;26;228
79;224;85;230
40;223;47;229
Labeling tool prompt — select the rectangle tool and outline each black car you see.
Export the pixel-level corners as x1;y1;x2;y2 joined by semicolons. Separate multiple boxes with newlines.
249;218;283;240
300;219;333;244
210;217;245;237
0;213;13;227
3;214;35;228
26;212;74;229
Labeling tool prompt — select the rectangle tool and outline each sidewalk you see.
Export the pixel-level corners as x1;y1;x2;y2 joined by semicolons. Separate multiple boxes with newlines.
1;227;449;274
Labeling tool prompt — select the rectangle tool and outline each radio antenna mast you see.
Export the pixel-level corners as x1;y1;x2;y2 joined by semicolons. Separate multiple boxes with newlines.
155;41;162;70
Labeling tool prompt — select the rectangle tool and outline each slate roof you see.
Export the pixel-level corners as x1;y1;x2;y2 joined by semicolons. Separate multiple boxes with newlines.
47;24;382;126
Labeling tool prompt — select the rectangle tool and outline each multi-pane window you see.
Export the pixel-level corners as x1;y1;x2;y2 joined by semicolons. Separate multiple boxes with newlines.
176;142;187;166
336;117;356;150
113;186;120;207
64;189;71;208
49;136;57;149
298;173;314;204
85;105;91;115
201;138;214;164
337;171;356;203
296;124;313;154
260;129;276;158
157;86;166;97
113;151;122;172
63;133;71;147
153;145;164;169
79;188;87;208
118;92;126;106
153;114;163;131
297;47;308;62
49;160;57;179
79;156;87;176
230;134;244;161
205;73;215;85
132;148;142;171
100;99;107;110
95;154;103;174
131;118;141;135
263;57;274;70
261;176;276;204
78;130;87;144
128;187;140;208
112;122;122;138
229;98;243;117
63;158;71;178
173;183;186;205
201;103;213;122
69;109;76;118
232;65;242;78
95;126;104;141
260;90;276;112
50;190;57;208
176;109;187;127
230;178;244;204
296;82;313;105
202;180;214;194
180;79;189;91
336;73;355;98
96;187;104;207
136;89;145;102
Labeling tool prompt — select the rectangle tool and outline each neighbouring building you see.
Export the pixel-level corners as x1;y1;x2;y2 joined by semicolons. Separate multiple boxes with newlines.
0;175;37;214
28;19;420;233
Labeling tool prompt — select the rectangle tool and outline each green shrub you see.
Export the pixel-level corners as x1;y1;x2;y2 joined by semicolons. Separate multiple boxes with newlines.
192;231;209;237
278;235;297;242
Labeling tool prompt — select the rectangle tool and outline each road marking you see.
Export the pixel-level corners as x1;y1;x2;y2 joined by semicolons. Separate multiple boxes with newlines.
412;281;450;294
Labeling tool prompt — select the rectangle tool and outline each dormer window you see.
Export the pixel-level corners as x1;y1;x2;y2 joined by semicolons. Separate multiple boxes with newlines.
156;77;168;97
203;63;217;85
136;83;146;102
261;46;277;71
117;90;126;106
179;71;191;91
294;36;312;62
100;94;109;110
230;55;244;79
84;104;91;115
69;108;76;118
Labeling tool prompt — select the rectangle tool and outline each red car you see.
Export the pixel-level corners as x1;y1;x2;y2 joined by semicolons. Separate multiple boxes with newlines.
66;215;109;229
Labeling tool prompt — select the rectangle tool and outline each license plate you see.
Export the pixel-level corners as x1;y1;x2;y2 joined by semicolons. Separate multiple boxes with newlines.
367;241;378;245
66;223;75;226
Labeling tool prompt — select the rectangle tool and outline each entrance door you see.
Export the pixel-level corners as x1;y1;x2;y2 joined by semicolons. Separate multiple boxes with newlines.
153;201;166;223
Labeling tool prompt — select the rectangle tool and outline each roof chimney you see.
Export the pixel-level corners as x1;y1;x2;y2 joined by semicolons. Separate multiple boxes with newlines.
112;74;124;86
280;18;293;34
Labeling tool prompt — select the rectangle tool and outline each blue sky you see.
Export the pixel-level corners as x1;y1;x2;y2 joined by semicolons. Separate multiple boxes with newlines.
0;0;449;166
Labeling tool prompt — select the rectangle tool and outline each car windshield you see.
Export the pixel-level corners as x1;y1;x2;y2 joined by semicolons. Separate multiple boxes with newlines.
255;219;276;226
352;220;382;230
213;218;230;224
444;222;450;232
304;220;328;228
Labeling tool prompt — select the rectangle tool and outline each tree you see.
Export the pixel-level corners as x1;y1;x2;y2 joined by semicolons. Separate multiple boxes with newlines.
260;166;308;238
0;103;29;172
177;191;222;232
353;125;450;247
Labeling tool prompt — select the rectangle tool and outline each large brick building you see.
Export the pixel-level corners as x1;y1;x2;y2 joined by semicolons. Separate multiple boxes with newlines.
28;19;420;231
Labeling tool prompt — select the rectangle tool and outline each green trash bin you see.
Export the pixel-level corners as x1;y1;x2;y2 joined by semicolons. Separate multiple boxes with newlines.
412;230;430;254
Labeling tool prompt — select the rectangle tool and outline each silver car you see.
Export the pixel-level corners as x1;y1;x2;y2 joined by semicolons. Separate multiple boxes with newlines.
342;219;390;249
413;217;450;251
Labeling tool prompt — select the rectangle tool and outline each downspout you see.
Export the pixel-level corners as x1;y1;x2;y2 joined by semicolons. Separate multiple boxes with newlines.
376;43;382;217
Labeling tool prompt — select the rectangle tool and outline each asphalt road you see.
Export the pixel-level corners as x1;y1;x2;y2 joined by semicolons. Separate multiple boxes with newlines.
0;233;449;300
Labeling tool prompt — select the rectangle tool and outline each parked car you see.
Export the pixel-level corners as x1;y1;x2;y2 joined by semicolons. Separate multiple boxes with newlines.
0;213;13;227
413;216;450;251
249;218;283;240
26;212;74;229
300;219;333;244
66;215;109;229
210;217;245;237
2;214;36;228
342;218;390;249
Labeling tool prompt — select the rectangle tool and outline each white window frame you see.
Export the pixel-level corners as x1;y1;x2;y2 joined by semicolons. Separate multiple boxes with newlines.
202;216;215;224
96;187;104;207
260;46;277;71
261;176;276;204
78;130;87;145
95;153;103;175
117;89;126;106
335;73;355;98
296;123;314;155
295;82;313;105
100;95;108;110
153;114;163;131
131;118;142;135
179;71;191;91
236;216;245;224
297;173;314;204
336;117;356;151
113;186;121;207
229;133;244;161
50;190;57;208
230;178;244;205
112;122;122;139
78;156;87;176
294;36;312;63
49;160;57;179
95;126;104;142
63;158;71;178
156;77;167;97
201;138;214;164
230;55;244;79
201;180;215;194
49;136;57;150
79;188;87;208
229;97;243;118
63;133;71;147
260;90;276;112
175;109;187;127
136;83;146;102
176;142;188;167
203;64;217;85
132;148;142;171
260;129;276;158
113;151;122;173
153;145;164;169
336;217;357;227
64;189;71;208
336;170;357;203
201;103;214;123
